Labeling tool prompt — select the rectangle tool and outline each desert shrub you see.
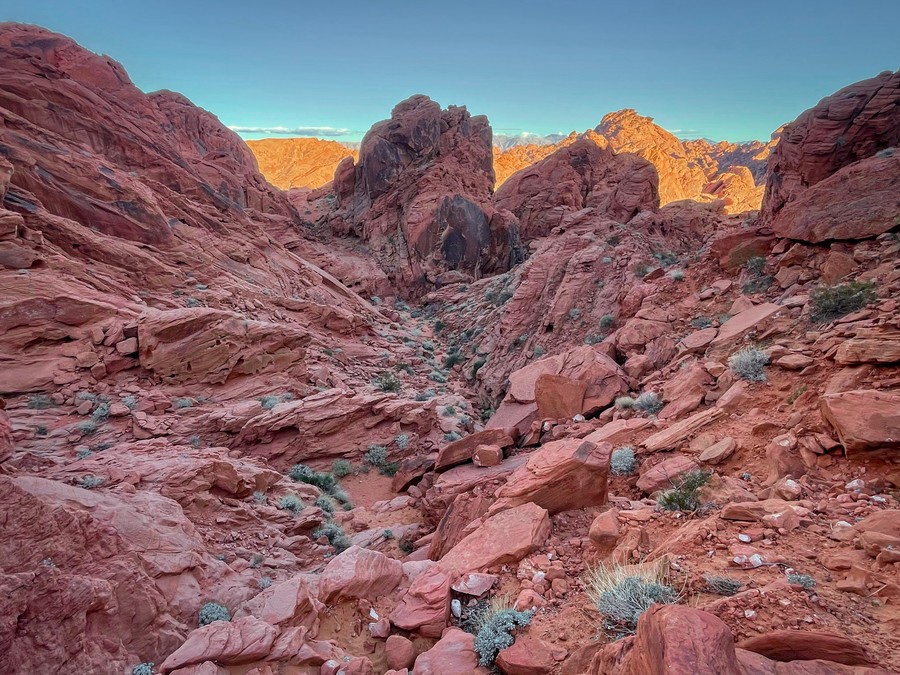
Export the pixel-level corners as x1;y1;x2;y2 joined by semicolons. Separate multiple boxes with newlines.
395;433;410;450
787;573;816;589
190;435;202;449
585;333;605;345
809;281;876;323
634;264;650;278
131;663;154;675
706;575;742;595
610;447;637;476
373;371;401;392
742;275;774;294
27;393;54;409
279;494;304;513
599;314;616;328
332;459;352;477
252;490;267;504
568;307;582;320
258;395;279;410
787;385;807;404
615;396;635;409
667;269;685;281
744;256;767;276
91;400;110;423
315;496;335;515
75;448;93;460
379;462;400;477
394;298;411;312
313;522;351;553
257;576;273;590
364;445;388;467
399;538;415;554
442;405;457;417
443;351;463;368
532;346;545;357
249;553;264;568
585;563;677;634
330;486;352;507
428;370;448;383
35;424;49;437
198;601;231;626
396;362;415;375
653;251;679;267
691;316;713;329
633;392;663;415
173;397;193;409
472;595;534;667
288;463;337;492
78;474;104;489
77;420;97;436
444;431;462;442
728;347;769;382
383;529;394;540
370;295;381;306
657;470;710;512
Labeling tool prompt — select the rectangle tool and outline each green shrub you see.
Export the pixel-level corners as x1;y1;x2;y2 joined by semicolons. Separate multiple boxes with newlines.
173;397;193;409
599;314;616;328
742;275;774;294
315;496;335;515
313;522;351;553
332;459;353;477
532;346;545;358
809;281;876;323
383;529;394;540
653;251;679;267
691;316;712;329
428;370;448;383
364;445;388;467
252;490;267;504
787;573;816;589
615;396;635;409
443;351;463;368
744;256;766;276
35;424;49;437
444;431;462;442
198;601;231;626
585;333;604;345
370;295;381;306
657;470;710;512
373;371;401;392
131;663;154;675
568;307;582;320
610;447;637;476
258;395;279;410
399;538;415;554
379;462;400;477
75;448;93;460
395;362;415;375
190;435;202;449
78;475;104;489
473;599;534;667
667;269;685;281
585;563;677;635
442;405;457;417
633;392;663;415
288;464;337;492
27;394;54;409
728;347;769;382
77;420;97;436
705;575;742;596
258;576;273;590
395;433;410;450
415;389;437;401
279;494;304;513
634;264;650;278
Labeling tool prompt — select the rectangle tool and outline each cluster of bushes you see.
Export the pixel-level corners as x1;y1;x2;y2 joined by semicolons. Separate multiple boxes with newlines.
585;563;678;636
657;470;710;512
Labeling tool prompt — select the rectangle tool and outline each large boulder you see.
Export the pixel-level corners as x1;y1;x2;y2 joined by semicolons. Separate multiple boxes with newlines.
820;390;900;455
390;566;452;638
412;627;488;674
438;502;551;574
317;546;402;604
489;438;611;514
760;69;900;241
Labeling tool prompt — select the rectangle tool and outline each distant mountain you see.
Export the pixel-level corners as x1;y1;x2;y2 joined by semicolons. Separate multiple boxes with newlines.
245;137;357;190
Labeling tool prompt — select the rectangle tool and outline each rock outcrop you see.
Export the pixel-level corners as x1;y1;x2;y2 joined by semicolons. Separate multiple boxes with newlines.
246;137;357;190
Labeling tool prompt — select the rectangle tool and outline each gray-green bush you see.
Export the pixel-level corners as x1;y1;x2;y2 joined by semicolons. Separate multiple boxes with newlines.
610;447;637;476
657;470;710;512
198;601;231;626
728;347;769;382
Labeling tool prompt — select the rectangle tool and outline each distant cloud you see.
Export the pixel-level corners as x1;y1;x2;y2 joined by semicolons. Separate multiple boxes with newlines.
228;125;353;137
669;128;708;140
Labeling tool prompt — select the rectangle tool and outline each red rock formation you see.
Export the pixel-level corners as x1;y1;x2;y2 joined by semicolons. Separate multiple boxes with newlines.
493;136;659;241
246;137;358;190
760;69;900;241
328;95;522;294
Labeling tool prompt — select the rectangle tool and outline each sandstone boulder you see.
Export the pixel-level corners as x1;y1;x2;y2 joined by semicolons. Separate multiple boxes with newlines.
820;390;900;454
318;546;402;604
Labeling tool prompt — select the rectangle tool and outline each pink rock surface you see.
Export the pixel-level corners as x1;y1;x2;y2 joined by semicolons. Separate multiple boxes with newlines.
317;546;402;604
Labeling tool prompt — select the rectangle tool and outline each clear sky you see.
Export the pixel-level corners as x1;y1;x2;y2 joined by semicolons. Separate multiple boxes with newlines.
3;0;898;143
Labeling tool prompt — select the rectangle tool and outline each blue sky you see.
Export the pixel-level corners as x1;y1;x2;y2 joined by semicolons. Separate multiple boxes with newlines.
3;0;898;143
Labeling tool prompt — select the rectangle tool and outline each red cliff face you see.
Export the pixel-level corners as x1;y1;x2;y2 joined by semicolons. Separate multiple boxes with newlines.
760;69;900;242
327;95;523;294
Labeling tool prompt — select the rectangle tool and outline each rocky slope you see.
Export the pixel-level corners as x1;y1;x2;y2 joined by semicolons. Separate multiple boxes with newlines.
1;22;899;675
246;137;358;190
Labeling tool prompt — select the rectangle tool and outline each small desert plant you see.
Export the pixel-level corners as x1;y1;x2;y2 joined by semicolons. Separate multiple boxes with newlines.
395;433;410;450
809;281;876;323
744;256;767;276
653;250;679;267
313;522;351;553
332;459;352;477
444;431;462;442
471;595;534;667
531;345;545;359
190;435;202;449
373;371;401;392
786;385;807;405
395;362;416;375
657;470;711;512
667;269;685;281
198;601;231;626
728;347;769;382
610;447;637;476
35;424;49;437
258;395;279;410
705;575;742;596
185;297;203;308
364;445;388;467
75;448;93;460
257;576;273;590
78;475;104;489
568;307;582;320
599;314;616;328
288;464;337;492
585;563;678;635
442;405;457;417
633;392;663;415
383;529;394;540
173;397;193;409
131;664;154;675
252;490;267;504
634;263;650;278
399;538;415;554
787;573;816;589
27;394;54;409
370;295;381;306
691;316;713;329
249;553;264;568
443;351;463;368
77;420;97;436
414;388;437;401
585;333;605;345
428;370;448;383
615;396;635;409
315;495;335;515
279;494;304;513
